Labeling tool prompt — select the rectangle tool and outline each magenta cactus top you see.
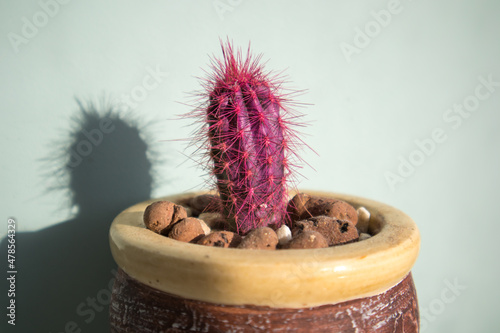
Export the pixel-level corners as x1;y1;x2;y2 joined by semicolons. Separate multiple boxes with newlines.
192;41;306;234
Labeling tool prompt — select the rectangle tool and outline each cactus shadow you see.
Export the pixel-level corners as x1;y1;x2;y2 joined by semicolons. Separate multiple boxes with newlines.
1;101;156;332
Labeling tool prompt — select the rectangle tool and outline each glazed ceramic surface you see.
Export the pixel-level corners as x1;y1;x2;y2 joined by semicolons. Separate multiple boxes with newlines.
109;191;420;308
110;269;419;333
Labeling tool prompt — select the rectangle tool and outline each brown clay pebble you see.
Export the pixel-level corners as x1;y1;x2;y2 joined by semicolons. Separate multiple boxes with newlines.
293;216;359;246
285;230;329;249
143;201;187;234
189;194;222;215
237;227;279;250
289;194;358;226
168;218;205;243
198;212;227;230
287;193;312;221
197;231;242;248
182;206;193;217
324;200;358;225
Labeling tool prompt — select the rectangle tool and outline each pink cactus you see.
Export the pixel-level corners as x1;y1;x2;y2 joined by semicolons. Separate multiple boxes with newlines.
190;41;306;234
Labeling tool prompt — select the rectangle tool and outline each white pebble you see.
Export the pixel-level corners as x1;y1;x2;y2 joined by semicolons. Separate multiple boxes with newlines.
356;206;371;234
198;212;224;228
357;206;370;222
276;224;292;245
359;233;372;241
198;219;211;235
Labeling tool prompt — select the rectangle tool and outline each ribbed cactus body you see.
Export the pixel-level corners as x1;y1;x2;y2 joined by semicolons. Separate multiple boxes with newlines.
197;42;303;234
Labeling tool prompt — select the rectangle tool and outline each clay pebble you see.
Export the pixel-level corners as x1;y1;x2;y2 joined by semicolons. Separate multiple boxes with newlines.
143;201;187;235
293;216;359;246
285;230;329;249
287;194;358;226
183;206;193;217
189;194;222;216
198;231;242;248
168;217;206;243
198;212;227;230
286;193;312;221
237;227;279;250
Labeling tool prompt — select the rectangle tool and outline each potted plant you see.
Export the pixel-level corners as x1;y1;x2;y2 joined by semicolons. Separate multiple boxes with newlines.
109;42;420;332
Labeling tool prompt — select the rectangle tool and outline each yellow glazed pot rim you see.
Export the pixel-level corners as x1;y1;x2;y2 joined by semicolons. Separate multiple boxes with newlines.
109;190;420;308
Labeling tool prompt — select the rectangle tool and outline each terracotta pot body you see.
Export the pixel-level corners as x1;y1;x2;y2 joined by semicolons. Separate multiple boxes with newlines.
109;191;420;332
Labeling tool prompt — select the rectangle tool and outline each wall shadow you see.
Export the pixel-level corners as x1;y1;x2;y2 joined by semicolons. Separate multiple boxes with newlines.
1;101;154;332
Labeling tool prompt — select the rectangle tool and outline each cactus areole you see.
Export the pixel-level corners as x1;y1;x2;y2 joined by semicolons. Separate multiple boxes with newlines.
193;42;304;234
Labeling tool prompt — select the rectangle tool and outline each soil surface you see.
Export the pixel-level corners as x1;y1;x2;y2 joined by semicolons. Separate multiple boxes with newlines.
144;193;372;249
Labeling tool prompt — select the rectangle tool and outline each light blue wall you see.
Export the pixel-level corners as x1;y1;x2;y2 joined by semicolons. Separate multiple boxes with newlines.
1;0;499;332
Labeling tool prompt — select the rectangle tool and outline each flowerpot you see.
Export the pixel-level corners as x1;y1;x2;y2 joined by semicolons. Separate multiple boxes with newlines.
109;191;420;332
